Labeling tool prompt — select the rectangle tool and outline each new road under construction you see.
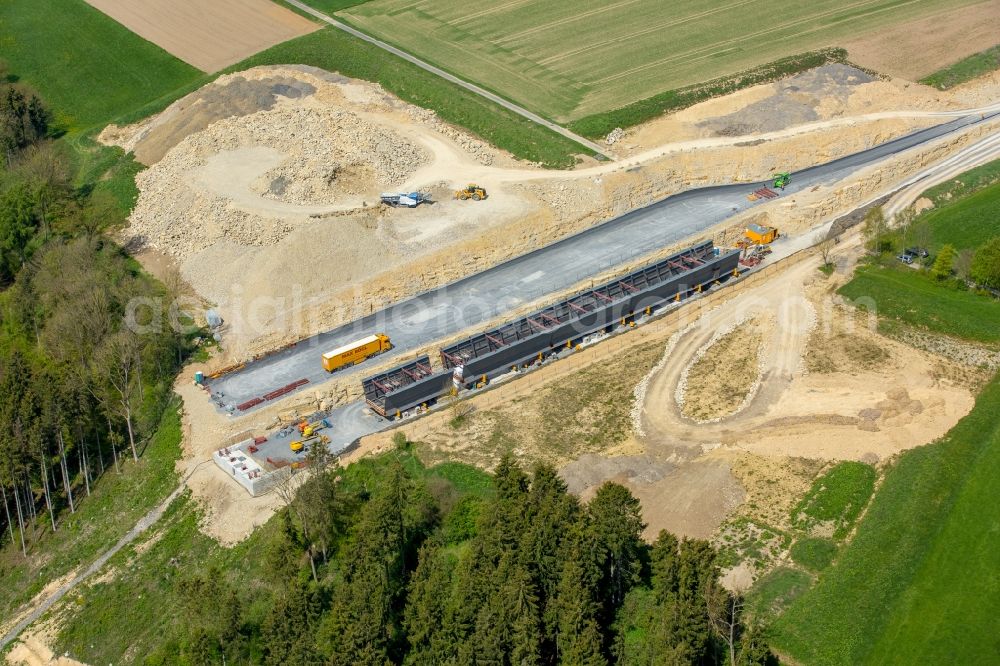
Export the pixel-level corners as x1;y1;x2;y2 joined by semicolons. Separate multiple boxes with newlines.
204;109;1000;489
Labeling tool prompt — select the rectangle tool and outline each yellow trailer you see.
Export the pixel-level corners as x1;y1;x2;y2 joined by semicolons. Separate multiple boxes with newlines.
322;333;391;372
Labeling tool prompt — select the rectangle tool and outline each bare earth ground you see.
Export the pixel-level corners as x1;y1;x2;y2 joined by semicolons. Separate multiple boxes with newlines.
94;61;1000;547
6;616;85;666
104;64;996;361
83;0;318;73
841;0;1000;80
678;315;769;422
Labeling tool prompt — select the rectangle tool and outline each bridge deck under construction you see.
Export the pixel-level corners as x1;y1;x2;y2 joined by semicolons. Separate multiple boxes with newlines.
440;240;739;386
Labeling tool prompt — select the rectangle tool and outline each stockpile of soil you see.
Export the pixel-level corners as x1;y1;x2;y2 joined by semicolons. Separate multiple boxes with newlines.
125;105;429;257
100;74;318;165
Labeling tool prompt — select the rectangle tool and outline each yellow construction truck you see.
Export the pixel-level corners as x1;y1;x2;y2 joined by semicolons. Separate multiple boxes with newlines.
322;333;392;372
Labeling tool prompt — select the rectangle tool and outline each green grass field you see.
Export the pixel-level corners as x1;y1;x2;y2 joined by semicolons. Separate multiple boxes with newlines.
0;0;202;133
923;157;1000;205
771;172;1000;662
921;43;1000;90
772;374;1000;664
339;0;980;122
922;180;1000;251
838;266;1000;344
839;176;1000;344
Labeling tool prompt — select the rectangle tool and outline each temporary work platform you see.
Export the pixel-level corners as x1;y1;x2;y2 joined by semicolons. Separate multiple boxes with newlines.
359;241;740;420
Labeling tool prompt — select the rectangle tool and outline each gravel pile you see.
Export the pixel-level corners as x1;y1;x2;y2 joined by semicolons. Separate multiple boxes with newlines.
249;107;428;205
406;106;498;166
126;105;429;257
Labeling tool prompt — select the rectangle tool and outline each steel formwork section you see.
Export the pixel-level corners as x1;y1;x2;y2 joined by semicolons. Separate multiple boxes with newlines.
445;241;717;367
363;356;437;417
440;241;738;384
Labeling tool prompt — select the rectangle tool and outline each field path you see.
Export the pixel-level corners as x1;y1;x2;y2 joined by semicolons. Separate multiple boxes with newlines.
883;131;1000;219
281;0;614;159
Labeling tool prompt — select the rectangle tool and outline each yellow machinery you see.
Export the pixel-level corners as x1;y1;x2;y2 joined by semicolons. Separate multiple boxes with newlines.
454;184;487;201
322;334;391;372
744;223;779;245
290;434;330;453
299;419;329;438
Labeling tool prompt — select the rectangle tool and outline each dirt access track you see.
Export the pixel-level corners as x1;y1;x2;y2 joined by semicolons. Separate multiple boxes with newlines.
84;0;318;72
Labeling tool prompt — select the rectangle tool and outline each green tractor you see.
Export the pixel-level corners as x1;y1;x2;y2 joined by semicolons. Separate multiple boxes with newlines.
773;172;791;189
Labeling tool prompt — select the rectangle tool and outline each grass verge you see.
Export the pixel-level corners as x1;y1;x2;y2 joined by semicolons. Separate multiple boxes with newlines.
921;180;1000;252
920;44;1000;90
791;462;877;540
921;157;1000;205
772;374;1000;664
293;0;372;11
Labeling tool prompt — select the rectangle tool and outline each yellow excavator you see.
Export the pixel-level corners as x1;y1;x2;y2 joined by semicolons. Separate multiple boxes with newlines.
454;184;487;201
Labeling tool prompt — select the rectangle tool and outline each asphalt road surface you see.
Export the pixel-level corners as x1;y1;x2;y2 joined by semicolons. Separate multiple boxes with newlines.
208;112;998;414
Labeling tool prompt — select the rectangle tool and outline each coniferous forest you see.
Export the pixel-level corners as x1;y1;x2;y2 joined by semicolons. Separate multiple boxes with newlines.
149;448;772;665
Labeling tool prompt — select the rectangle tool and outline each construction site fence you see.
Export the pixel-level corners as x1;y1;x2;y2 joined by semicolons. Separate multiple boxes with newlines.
371;246;814;446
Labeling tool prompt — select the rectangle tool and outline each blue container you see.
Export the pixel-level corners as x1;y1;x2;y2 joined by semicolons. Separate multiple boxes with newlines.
194;371;204;384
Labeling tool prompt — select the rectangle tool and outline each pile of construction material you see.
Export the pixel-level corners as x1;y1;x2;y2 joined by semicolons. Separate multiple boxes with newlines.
126;105;429;258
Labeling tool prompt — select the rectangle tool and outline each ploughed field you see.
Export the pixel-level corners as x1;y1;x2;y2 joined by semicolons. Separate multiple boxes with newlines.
339;0;980;121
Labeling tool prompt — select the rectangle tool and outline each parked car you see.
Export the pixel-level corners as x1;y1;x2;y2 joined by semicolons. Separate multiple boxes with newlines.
897;253;915;265
905;247;929;258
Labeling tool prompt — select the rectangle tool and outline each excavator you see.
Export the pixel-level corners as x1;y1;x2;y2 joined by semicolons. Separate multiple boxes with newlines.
454;184;487;201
